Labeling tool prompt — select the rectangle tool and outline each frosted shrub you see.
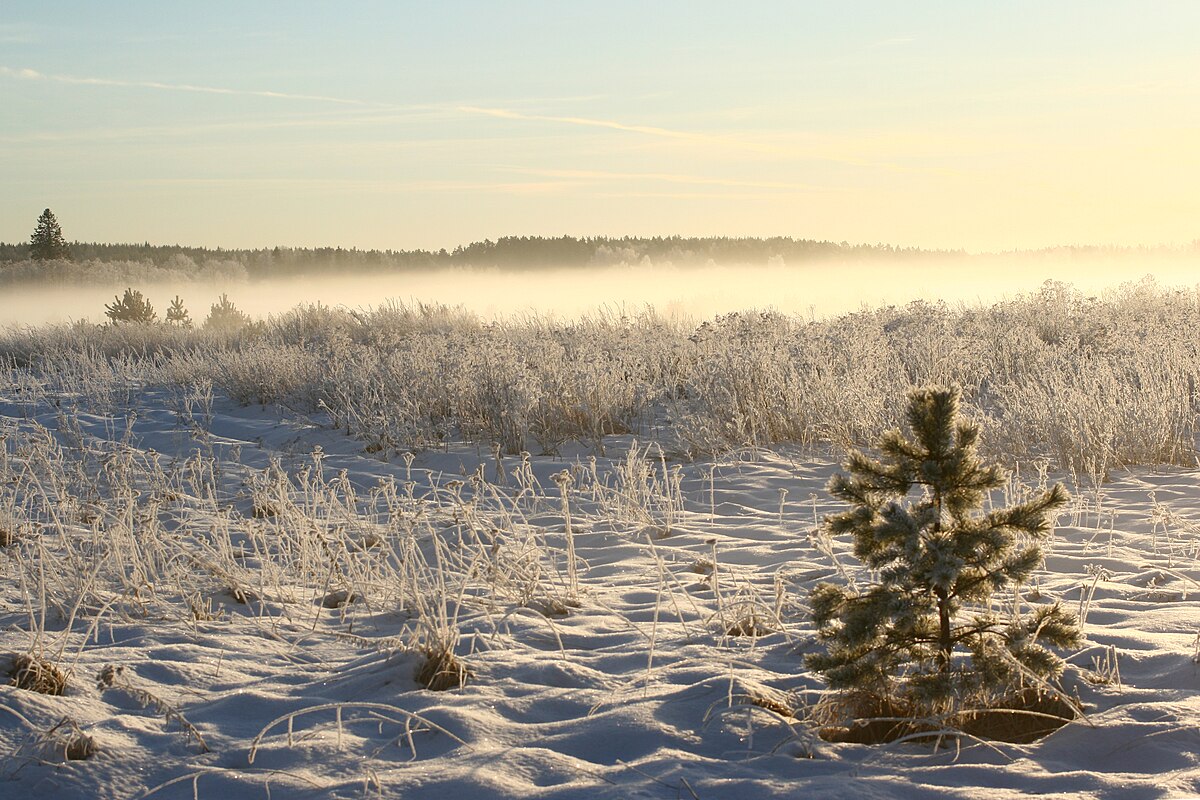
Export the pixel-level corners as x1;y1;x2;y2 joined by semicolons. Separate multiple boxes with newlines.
270;302;361;344
676;312;806;451
454;329;537;454
215;343;329;408
675;309;908;453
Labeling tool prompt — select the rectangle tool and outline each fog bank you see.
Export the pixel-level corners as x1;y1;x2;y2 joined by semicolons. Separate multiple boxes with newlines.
2;256;1197;327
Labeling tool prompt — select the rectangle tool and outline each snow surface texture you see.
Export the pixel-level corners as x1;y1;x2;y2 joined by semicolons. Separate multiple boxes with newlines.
0;391;1198;800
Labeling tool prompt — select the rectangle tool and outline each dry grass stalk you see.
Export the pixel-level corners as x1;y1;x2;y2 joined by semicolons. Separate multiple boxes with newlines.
96;664;210;753
741;691;795;718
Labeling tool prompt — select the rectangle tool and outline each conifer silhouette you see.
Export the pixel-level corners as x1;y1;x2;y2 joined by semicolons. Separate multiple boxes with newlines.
29;208;70;260
165;295;192;327
203;294;250;332
105;288;157;324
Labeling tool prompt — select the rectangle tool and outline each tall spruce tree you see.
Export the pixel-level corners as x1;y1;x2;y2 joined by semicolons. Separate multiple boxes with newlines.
29;208;70;260
808;386;1080;719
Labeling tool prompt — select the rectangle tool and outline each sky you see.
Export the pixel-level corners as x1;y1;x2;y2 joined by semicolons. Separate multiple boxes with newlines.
2;1;1199;253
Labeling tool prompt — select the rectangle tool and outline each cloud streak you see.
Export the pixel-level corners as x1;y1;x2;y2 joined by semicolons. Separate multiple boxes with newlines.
457;105;712;142
0;66;948;176
456;105;914;170
0;65;378;106
503;167;835;192
0;109;455;145
9;176;582;197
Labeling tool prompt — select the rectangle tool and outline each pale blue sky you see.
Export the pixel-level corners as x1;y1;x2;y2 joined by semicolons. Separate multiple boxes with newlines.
3;2;1199;251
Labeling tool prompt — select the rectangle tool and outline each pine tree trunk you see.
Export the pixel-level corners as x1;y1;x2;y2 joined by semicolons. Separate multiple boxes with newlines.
932;486;952;669
936;589;952;670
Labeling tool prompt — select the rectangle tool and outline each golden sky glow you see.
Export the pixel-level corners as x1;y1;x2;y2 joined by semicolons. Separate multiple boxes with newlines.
2;2;1198;251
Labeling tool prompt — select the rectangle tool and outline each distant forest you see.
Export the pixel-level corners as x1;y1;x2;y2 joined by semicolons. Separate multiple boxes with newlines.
1;235;1194;283
0;236;953;278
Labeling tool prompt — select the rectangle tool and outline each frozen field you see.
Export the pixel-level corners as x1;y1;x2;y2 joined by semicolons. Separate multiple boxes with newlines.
0;386;1198;798
5;2;1199;794
0;287;1199;798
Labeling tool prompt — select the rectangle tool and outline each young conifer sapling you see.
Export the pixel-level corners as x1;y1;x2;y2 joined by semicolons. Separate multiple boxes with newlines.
808;386;1081;728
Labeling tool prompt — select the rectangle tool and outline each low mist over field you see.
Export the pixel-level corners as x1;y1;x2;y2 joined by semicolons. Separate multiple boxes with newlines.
3;252;1199;327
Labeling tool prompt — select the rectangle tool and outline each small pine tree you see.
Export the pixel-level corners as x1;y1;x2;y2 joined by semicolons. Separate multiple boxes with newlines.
105;288;157;324
808;386;1080;725
203;293;250;332
165;295;192;327
29;208;70;261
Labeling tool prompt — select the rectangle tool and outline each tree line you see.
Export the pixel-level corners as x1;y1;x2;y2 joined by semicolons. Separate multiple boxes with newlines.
7;209;962;278
11;208;1196;280
4;234;953;276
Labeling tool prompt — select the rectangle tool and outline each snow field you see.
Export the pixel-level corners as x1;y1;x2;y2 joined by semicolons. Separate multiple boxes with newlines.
0;285;1198;797
0;390;1197;798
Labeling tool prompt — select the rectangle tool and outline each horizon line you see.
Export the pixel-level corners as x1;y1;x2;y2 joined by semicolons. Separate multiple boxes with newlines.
3;233;1198;259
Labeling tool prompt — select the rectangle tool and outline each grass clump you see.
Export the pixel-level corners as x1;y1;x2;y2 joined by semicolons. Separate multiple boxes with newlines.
9;654;69;696
415;644;471;692
31;717;97;762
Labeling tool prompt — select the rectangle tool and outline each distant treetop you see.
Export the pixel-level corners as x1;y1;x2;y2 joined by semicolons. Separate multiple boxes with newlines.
28;208;71;261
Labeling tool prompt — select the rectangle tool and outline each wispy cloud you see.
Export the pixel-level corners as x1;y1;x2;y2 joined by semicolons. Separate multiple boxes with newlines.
5;171;825;200
503;167;835;192
1;66;618;115
1;67;42;80
457;105;712;142
118;176;576;196
590;190;806;201
0;66;954;176
456;105;905;169
0;109;454;144
0;24;37;44
0;65;379;106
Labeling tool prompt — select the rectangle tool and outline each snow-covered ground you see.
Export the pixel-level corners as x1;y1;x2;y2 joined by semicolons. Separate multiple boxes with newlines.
0;388;1198;799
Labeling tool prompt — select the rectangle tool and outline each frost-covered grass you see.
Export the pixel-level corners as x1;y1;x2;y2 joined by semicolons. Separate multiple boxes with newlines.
4;279;1200;476
0;282;1199;797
